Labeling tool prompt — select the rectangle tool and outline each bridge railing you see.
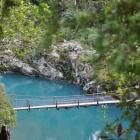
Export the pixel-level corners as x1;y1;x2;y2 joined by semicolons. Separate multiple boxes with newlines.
11;94;114;108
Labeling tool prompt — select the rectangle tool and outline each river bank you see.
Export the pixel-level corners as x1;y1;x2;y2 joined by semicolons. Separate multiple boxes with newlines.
0;40;98;94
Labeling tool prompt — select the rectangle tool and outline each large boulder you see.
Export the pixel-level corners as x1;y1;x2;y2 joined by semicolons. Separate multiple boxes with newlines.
83;80;97;94
10;58;36;75
37;64;63;80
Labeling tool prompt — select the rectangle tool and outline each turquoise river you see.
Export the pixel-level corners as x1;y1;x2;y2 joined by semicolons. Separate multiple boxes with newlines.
0;73;122;140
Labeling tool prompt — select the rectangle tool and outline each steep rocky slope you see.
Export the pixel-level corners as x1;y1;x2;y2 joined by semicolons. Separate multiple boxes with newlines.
0;40;97;94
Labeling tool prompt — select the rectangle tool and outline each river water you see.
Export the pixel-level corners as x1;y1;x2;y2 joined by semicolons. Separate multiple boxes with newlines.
0;74;122;140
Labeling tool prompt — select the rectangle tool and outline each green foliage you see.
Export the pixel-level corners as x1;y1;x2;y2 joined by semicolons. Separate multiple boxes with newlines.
37;0;107;51
0;0;140;138
0;0;21;38
3;0;50;42
74;10;93;28
57;1;106;49
37;32;53;53
12;47;31;60
0;84;16;128
0;0;51;58
60;10;76;29
0;0;19;17
95;0;140;77
75;27;99;47
58;48;74;80
61;10;95;29
0;64;10;73
37;0;61;52
79;54;93;63
94;0;140;139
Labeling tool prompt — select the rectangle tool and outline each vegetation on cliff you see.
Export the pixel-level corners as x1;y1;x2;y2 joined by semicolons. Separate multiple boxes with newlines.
0;84;16;127
0;0;140;139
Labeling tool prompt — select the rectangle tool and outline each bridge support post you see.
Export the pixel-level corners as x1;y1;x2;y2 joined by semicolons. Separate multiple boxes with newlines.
26;99;30;111
97;99;99;106
56;101;59;110
77;99;79;109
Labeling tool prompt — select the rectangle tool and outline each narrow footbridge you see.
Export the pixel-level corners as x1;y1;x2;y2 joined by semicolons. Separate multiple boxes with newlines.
10;94;125;111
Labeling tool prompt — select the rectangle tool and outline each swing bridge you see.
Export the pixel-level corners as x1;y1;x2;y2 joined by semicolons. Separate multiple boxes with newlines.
10;94;140;111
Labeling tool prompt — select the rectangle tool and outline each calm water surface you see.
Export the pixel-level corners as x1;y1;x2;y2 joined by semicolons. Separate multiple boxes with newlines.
0;74;121;140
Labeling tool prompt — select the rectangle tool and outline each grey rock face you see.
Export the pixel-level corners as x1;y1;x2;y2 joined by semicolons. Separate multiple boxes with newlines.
37;64;63;79
1;40;96;94
83;81;97;94
9;58;36;76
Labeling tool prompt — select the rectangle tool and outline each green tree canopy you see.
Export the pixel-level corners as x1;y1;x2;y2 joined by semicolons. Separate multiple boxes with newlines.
0;84;16;128
3;0;50;43
0;0;51;58
94;0;140;139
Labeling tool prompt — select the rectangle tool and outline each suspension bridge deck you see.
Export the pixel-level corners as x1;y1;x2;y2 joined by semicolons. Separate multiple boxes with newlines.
11;94;140;111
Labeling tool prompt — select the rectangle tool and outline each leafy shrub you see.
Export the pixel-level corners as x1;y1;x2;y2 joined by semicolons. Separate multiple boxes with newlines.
12;47;31;60
0;64;10;73
74;10;93;28
59;27;75;40
0;84;16;127
61;10;95;29
60;10;76;29
71;27;99;48
79;54;93;63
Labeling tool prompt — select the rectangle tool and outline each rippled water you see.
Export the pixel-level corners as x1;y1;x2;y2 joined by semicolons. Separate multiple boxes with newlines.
0;74;121;140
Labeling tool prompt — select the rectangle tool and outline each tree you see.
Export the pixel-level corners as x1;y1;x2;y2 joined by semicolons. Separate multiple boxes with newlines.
0;84;16;139
94;0;140;139
3;0;50;45
0;0;51;60
0;0;19;38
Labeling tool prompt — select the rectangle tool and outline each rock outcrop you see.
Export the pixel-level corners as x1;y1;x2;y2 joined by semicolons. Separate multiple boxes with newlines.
0;40;97;94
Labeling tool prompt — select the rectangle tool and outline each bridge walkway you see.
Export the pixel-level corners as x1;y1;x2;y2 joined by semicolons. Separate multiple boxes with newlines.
11;94;121;111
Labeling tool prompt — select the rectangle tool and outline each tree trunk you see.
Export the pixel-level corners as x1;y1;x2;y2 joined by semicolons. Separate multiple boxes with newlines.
75;0;81;8
0;126;10;140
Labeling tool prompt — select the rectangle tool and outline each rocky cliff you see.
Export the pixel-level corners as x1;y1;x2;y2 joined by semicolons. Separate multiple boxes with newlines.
0;40;97;94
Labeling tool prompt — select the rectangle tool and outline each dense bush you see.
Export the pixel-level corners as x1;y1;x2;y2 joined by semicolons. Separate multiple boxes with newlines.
0;84;16;128
94;0;140;139
60;10;76;29
74;10;93;28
